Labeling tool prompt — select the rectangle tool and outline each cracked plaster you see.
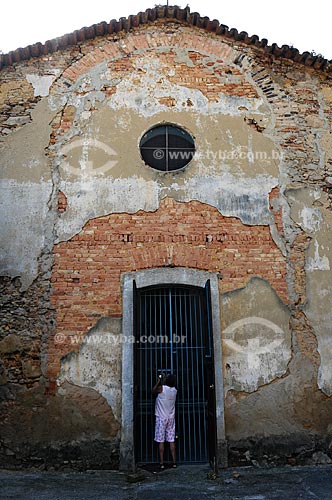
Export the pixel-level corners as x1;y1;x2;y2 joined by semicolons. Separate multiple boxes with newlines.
50;51;281;247
0;99;55;289
222;278;291;393
286;187;332;395
58;318;122;422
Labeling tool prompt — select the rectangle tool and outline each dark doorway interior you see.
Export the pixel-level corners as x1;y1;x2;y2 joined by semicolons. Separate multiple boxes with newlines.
134;282;216;465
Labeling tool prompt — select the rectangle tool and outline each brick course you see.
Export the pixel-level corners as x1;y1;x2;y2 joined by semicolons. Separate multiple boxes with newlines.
49;197;287;379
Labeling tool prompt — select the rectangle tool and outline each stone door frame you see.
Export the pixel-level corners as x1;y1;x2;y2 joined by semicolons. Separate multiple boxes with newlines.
119;267;226;470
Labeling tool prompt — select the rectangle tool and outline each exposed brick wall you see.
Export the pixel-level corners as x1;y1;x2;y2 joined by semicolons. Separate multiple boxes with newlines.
49;197;287;379
57;191;67;213
52;51;259;138
158;50;259;100
269;187;283;235
61;31;234;83
58;33;258;106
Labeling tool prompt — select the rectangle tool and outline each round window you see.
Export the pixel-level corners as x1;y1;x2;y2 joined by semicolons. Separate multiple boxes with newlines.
139;124;195;171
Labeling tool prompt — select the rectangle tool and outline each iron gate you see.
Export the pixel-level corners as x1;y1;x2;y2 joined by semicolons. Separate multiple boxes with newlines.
133;281;216;464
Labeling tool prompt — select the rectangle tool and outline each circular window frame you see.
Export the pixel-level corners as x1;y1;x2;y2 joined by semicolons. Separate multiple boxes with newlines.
139;123;195;172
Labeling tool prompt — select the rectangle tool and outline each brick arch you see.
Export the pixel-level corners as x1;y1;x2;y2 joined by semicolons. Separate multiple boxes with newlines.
62;29;236;83
52;28;261;140
49;197;287;380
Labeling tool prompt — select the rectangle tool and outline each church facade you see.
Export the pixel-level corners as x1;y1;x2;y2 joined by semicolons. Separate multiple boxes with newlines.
1;5;332;469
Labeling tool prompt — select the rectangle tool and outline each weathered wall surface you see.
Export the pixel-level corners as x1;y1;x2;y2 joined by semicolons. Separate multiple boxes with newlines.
286;187;332;396
58;318;122;420
50;198;287;380
1;15;332;467
222;277;291;393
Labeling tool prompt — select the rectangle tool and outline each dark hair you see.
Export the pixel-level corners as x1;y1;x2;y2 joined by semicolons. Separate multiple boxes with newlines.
165;374;176;388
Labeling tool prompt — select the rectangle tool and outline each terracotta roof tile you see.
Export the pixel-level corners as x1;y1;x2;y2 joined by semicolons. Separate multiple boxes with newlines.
0;5;331;72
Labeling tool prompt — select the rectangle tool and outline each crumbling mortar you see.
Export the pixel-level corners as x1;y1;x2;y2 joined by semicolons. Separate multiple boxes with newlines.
0;273;54;388
316;88;332;207
248;60;325;187
286;230;322;374
0;97;38;137
28;115;66;379
289;311;320;368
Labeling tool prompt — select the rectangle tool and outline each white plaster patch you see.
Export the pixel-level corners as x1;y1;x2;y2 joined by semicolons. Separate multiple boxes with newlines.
55;172;277;241
58;319;122;421
81;111;92;121
173;48;195;67
47;94;68;112
287;187;325;234
300;207;323;233
317;331;332;396
26;72;59;97
222;279;291;393
0;179;52;289
56;176;159;242
223;316;291;392
178;173;277;225
306;239;330;271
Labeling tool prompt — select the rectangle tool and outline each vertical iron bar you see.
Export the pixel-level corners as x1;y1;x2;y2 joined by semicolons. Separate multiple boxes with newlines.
199;292;207;460
151;291;155;461
141;293;144;462
143;294;147;460
152;294;160;462
163;288;166;374
205;280;212;356
189;292;197;461
194;294;202;460
179;289;185;463
185;291;191;462
169;288;173;373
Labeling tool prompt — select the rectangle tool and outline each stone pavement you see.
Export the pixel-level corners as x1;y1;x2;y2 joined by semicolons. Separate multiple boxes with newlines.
1;464;332;500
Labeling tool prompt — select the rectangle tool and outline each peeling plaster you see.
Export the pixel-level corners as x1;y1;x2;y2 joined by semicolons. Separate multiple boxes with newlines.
173;48;195;67
306;239;330;272
26;72;59;97
305;227;332;394
55;173;278;242
269;222;287;257
0;180;51;286
286;186;332;395
49;44;280;243
317;333;332;396
222;278;291;393
54;86;279;240
3;21;332;466
0;99;54;288
300;207;323;233
58;318;122;421
107;64;263;117
59;48;266;118
287;187;324;235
